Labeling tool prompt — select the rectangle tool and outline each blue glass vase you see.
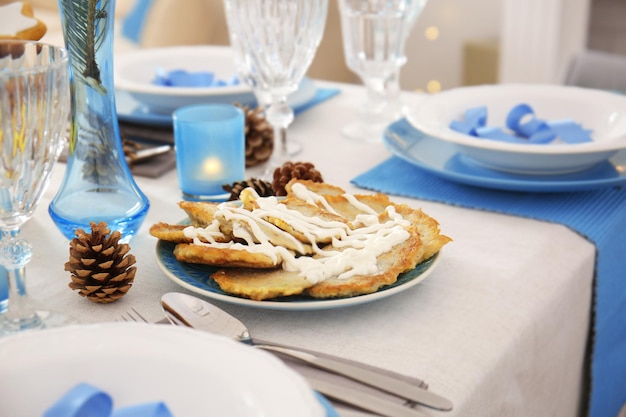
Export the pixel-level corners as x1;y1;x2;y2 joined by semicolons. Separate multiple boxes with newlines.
50;0;149;242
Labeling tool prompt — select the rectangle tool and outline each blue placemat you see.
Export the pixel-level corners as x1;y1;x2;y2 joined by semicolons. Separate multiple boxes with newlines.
352;156;626;417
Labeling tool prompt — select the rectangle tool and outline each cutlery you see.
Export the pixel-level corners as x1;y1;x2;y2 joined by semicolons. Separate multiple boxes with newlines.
161;292;453;412
118;121;174;144
118;307;421;417
127;144;172;164
308;375;429;417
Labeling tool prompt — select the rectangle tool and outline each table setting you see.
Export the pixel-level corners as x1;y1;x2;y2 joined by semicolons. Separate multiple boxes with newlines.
2;0;625;416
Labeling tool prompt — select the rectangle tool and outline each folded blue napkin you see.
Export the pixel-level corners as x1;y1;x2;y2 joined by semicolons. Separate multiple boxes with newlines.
352;156;626;417
121;0;154;44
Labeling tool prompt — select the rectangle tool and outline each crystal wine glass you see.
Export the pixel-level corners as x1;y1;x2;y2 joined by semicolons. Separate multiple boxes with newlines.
223;0;328;166
0;40;72;335
338;0;428;142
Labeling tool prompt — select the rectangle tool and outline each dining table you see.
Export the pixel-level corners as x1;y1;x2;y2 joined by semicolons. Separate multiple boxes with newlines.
18;80;626;417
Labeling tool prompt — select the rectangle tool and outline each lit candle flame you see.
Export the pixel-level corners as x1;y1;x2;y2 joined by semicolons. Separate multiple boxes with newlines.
202;157;223;177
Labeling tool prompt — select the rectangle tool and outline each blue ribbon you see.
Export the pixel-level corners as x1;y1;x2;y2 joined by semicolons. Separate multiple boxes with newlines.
547;119;594;144
43;383;174;417
153;69;240;88
450;103;592;144
449;105;487;135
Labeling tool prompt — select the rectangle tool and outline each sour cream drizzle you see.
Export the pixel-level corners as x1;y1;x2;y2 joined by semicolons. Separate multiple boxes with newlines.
183;184;410;284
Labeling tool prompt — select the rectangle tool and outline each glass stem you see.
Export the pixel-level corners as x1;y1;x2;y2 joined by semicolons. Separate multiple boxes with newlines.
362;77;388;122
0;230;40;330
277;126;288;161
5;268;40;328
266;95;294;166
384;70;404;119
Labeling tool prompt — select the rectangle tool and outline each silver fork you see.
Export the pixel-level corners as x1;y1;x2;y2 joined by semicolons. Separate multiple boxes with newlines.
118;307;149;323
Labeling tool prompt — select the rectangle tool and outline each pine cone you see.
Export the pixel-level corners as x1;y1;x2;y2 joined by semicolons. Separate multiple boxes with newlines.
223;178;275;201
272;161;324;196
238;104;274;167
65;222;136;304
122;138;142;168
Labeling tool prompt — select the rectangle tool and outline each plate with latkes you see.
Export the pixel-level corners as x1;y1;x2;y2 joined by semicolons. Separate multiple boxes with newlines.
155;240;441;311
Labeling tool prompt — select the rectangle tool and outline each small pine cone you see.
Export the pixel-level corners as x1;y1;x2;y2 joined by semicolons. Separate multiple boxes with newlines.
238;104;274;167
223;178;275;201
122;138;142;167
65;222;136;304
272;161;324;196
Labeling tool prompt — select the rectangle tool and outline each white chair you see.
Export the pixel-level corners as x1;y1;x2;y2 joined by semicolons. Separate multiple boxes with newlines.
563;49;626;92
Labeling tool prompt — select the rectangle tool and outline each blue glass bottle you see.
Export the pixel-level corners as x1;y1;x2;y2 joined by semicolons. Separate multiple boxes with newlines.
50;0;149;241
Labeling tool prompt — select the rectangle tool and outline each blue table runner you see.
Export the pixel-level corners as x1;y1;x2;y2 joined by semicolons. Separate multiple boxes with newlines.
352;156;626;417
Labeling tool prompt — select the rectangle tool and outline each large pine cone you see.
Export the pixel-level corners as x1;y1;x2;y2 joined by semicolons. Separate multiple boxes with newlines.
65;222;136;303
239;105;274;167
272;161;324;196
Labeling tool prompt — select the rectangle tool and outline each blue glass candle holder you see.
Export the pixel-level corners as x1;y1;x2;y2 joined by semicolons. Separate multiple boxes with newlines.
173;104;245;201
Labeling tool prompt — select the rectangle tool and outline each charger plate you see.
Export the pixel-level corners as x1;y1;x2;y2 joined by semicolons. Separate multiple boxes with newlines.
116;77;317;127
384;118;626;192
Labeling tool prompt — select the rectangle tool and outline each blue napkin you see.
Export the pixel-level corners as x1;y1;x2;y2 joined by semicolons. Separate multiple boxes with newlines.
121;0;154;44
352;156;626;417
294;88;341;116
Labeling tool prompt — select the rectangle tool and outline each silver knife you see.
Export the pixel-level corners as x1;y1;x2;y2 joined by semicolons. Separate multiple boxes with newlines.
258;344;453;412
161;292;453;412
307;375;429;417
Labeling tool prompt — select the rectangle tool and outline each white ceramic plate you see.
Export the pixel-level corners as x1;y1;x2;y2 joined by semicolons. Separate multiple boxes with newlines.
114;46;316;114
155;239;441;311
408;84;626;175
0;323;328;417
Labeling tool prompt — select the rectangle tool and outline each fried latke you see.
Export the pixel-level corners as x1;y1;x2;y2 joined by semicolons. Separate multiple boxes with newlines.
173;243;279;269
305;226;424;298
212;268;314;300
149;223;192;243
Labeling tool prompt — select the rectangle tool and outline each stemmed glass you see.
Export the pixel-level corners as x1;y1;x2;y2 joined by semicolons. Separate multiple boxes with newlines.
223;0;328;166
0;40;72;335
338;0;428;142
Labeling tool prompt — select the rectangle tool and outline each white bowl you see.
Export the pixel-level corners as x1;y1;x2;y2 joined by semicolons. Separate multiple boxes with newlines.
114;46;317;115
0;323;325;417
114;46;253;113
408;84;626;175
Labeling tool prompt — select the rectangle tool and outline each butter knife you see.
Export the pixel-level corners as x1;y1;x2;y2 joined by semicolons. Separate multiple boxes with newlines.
161;292;453;412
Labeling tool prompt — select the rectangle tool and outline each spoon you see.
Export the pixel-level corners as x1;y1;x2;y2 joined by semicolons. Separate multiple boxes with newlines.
161;292;453;412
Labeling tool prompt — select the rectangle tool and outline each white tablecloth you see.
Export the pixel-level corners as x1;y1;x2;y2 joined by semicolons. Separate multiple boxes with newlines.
23;82;594;417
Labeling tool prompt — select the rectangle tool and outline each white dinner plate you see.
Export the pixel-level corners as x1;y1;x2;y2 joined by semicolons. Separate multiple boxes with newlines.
0;322;332;417
408;84;626;175
155;239;441;311
116;77;318;127
383;118;626;192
